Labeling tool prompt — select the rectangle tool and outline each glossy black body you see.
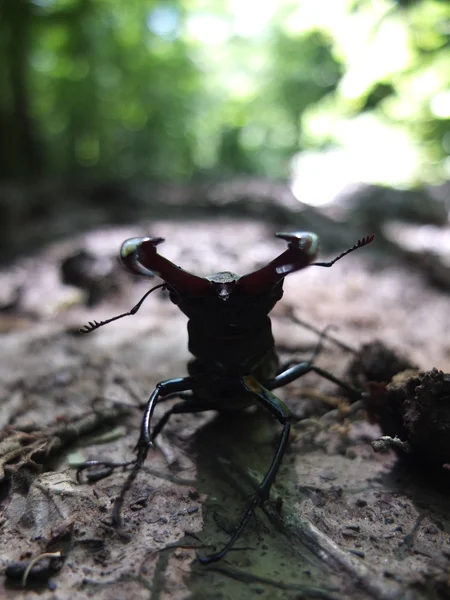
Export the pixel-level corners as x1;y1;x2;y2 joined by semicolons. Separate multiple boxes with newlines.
78;232;373;564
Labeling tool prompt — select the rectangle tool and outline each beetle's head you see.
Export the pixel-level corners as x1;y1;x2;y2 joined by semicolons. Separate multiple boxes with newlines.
120;231;373;305
205;272;239;301
81;232;373;333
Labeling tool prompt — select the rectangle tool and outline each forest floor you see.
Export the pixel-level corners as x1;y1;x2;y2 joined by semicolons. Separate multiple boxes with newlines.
1;218;450;600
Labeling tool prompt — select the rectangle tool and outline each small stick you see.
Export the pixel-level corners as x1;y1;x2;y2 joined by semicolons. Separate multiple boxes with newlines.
22;551;62;587
285;307;357;354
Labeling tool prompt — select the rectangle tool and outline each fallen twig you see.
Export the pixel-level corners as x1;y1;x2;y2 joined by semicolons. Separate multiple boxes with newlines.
216;456;403;600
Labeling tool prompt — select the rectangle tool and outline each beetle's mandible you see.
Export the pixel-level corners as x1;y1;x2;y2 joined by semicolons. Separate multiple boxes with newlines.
78;231;374;564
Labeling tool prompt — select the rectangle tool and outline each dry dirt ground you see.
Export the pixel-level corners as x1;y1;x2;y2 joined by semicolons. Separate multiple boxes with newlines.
1;218;450;600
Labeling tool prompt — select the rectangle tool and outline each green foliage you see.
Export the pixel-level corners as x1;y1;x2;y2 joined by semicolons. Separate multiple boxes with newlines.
30;0;202;179
1;0;449;184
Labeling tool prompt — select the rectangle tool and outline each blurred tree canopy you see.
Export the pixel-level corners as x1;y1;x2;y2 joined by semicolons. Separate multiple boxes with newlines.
1;0;449;185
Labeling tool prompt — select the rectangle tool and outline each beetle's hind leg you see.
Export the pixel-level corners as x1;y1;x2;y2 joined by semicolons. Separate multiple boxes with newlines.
197;376;291;565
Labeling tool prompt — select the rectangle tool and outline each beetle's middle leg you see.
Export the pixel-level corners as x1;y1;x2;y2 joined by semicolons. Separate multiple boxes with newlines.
197;376;291;565
268;360;362;400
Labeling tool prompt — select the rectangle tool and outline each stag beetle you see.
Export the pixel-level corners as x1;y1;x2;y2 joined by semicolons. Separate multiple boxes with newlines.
78;231;374;564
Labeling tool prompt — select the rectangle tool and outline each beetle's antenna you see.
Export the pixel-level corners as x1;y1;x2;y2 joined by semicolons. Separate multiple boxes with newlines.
311;234;375;268
80;283;166;333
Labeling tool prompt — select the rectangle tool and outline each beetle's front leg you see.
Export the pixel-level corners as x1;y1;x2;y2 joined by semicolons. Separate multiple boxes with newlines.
197;376;291;565
77;377;192;480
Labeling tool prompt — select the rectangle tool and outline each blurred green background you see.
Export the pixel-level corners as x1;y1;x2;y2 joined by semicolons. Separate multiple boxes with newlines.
1;0;450;253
